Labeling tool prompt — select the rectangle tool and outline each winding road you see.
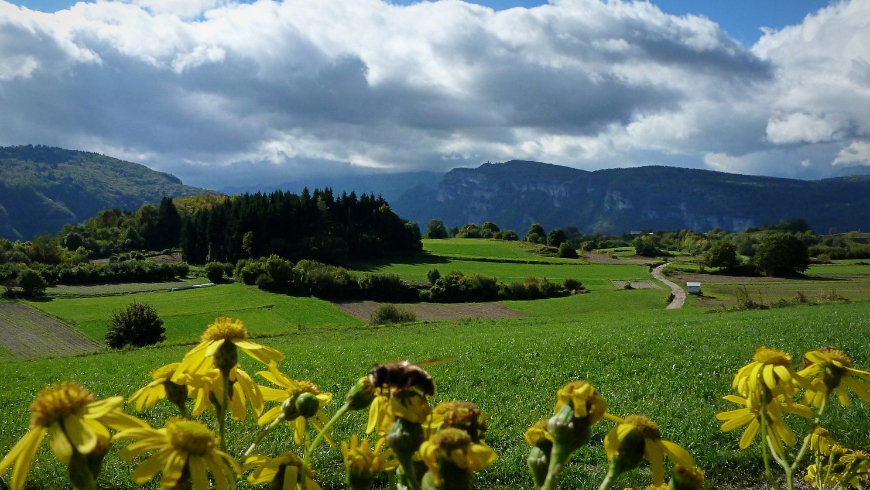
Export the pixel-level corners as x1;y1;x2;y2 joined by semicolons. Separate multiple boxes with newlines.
651;263;686;309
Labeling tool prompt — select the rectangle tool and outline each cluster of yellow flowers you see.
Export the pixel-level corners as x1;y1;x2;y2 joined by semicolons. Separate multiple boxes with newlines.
0;318;868;490
716;346;870;490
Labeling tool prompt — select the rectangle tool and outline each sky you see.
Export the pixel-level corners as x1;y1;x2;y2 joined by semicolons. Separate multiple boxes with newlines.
2;0;869;190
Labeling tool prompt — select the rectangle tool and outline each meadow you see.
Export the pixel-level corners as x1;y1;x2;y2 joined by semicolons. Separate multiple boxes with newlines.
1;238;869;489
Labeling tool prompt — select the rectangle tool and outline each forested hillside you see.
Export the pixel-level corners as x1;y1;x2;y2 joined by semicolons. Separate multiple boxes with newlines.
0;145;210;240
392;161;870;234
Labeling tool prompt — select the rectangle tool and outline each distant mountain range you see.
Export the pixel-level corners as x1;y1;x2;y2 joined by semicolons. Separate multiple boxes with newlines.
0;145;209;241
4;147;870;241
391;161;870;234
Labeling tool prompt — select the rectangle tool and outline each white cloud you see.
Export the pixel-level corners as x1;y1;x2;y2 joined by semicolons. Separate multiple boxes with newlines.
833;140;870;167
0;0;868;188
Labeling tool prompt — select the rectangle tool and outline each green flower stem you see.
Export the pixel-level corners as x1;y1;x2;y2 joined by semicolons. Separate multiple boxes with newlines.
790;396;828;474
595;467;619;490
540;459;565;490
759;395;779;490
218;374;230;453
242;415;286;458
299;403;350;488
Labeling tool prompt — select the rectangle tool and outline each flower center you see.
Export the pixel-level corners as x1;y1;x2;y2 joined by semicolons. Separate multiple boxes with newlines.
167;419;216;456
753;346;792;366
821;348;852;368
201;317;248;342
625;415;661;440
432;428;472;451
30;382;95;429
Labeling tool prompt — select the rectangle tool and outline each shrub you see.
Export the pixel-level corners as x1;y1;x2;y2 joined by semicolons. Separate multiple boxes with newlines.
204;262;226;283
265;255;294;287
105;302;165;349
358;272;418;302
427;268;441;285
563;278;583;291
255;273;275;290
558;242;578;258
292;260;359;299
370;304;417;325
429;271;499;303
17;268;47;296
239;261;266;285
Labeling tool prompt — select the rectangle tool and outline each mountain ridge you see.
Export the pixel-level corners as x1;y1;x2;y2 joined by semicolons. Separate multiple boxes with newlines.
392;160;870;234
0;145;211;241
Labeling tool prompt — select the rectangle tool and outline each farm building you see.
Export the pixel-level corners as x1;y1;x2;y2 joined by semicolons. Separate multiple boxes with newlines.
686;282;701;295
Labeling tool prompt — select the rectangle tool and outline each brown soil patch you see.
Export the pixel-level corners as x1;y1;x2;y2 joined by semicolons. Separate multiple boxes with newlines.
0;302;102;359
584;252;653;265
334;301;527;322
611;280;663;290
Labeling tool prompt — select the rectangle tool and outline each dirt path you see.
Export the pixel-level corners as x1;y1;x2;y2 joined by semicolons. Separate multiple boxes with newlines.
0;302;102;358
651;263;686;309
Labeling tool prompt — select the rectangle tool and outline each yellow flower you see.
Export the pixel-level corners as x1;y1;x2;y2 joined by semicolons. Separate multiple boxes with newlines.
426;401;487;442
604;415;695;485
0;382;147;490
257;362;333;445
806;427;836;456
390;389;430;423
799;348;870;407
186;365;265;420
365;392;394;436
174;318;284;378
245;451;321;490
554;381;607;424
341;434;399;486
732;347;806;406
129;362;191;411
716;393;812;452
115;417;240;490
524;418;554;447
671;465;705;490
419;428;497;486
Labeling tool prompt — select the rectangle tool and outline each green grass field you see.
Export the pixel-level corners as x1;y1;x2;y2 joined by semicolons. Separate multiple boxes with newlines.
421;238;579;263
3;241;870;490
1;303;868;489
26;283;363;343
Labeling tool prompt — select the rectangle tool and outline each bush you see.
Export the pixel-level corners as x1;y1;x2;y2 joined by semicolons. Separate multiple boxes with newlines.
17;268;47;296
204;262;226;283
429;271;500;303
105;302;165;349
558;242;578;258
563;278;583;291
358;272;418;302
370;304;417;325
427;269;441;285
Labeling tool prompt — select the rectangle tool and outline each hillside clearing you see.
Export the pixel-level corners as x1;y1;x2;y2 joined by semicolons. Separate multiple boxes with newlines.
0;302;101;359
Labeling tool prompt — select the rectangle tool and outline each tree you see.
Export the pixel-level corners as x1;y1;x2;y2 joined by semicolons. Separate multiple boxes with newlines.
547;228;567;247
754;233;810;277
481;221;500;233
558;242;578;258
704;241;739;270
17;268;47;296
105;302;165;349
425;219;448;239
157;196;182;249
526;223;546;244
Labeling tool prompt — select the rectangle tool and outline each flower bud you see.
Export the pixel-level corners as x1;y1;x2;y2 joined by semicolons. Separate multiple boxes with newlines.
164;379;189;410
668;465;705;490
386;417;425;458
346;376;376;411
527;446;550;488
547;401;591;465
214;340;238;376
282;395;301;421
609;428;647;477
296;392;320;418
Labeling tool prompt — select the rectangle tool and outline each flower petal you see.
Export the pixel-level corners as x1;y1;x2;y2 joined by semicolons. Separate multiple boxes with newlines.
0;427;46;490
131;451;170;485
48;424;73;464
189;455;210;490
63;414;97;454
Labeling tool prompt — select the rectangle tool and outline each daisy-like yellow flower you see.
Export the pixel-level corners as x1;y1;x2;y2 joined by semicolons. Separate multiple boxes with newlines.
245;451;321;490
115;416;240;490
341;434;399;489
716;393;812;452
256;362;333;445
365;392;394;436
554;381;607;424
174;318;284;378
799;348;870;407
806;427;836;456
419;428;498;486
186;365;265;420
604;415;695;485
732;347;807;406
0;382;147;490
129;362;190;412
426;401;487;442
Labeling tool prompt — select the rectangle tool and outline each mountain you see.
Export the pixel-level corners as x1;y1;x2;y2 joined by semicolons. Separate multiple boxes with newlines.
219;171;443;203
391;161;870;234
0;145;211;241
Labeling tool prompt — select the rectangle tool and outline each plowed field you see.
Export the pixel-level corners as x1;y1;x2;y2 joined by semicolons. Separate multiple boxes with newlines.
334;301;526;322
0;302;102;359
